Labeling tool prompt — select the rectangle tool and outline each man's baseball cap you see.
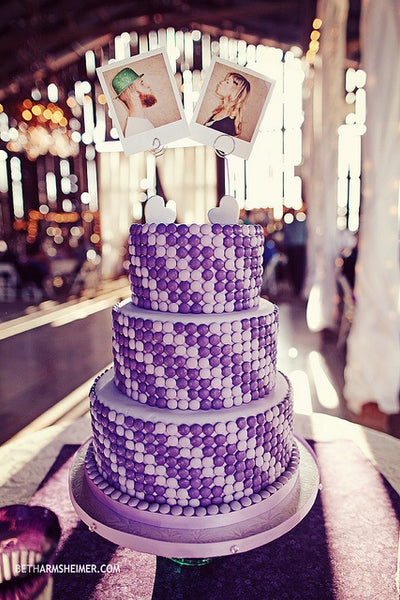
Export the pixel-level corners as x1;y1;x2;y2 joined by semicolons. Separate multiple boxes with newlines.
112;67;144;96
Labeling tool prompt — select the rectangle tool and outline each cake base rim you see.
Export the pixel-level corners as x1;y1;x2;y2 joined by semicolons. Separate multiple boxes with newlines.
69;436;320;558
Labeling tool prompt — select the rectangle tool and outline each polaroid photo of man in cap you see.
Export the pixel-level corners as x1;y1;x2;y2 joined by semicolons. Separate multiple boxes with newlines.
97;48;190;156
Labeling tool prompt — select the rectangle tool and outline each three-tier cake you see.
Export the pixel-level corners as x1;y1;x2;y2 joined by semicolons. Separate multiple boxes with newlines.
84;196;300;528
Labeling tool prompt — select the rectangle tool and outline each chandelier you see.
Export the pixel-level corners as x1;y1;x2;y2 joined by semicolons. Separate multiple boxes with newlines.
6;99;79;161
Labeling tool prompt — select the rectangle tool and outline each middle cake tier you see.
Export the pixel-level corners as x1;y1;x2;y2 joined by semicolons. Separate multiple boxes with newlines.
112;297;279;411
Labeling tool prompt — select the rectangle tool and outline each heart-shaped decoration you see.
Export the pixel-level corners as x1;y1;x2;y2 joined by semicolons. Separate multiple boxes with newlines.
208;195;240;225
145;195;176;224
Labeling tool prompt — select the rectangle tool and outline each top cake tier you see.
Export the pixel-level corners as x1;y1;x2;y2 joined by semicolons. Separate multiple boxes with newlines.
128;222;264;314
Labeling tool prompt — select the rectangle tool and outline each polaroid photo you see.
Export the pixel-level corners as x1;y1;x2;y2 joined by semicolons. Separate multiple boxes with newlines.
190;56;276;160
96;48;190;156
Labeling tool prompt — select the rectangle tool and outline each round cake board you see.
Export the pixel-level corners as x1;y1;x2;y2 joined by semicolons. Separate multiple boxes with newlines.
69;436;320;559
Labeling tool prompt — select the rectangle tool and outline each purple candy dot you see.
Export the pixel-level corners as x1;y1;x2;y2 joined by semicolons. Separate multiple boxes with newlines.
199;388;210;400
202;423;214;435
191;436;203;447
223;236;234;247
201;477;213;488
174;322;185;334
190;468;202;478
199;347;210;358
202;246;213;258
222;224;233;235
176;367;187;378
203;269;213;281
177;224;189;235
155;452;167;465
210;389;220;400
189;258;201;270
168;282;179;294
195;325;206;337
202;258;213;269
176;242;188;257
211;485;223;497
179;280;190;292
189;235;200;246
178;424;190;435
200;399;212;410
188;246;201;258
211;224;223;235
198;335;209;348
209;355;220;367
190;424;202;435
188;389;198;400
191;292;203;303
175;356;186;369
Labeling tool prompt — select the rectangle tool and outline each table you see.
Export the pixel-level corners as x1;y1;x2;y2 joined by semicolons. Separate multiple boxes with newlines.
0;417;92;506
1;413;399;600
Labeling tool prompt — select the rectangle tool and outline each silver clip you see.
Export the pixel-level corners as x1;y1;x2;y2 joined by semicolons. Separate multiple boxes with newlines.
213;134;235;158
151;137;166;157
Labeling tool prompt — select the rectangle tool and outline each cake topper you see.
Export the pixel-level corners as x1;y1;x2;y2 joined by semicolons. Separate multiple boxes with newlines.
190;56;276;160
208;195;240;225
96;48;190;157
145;195;176;224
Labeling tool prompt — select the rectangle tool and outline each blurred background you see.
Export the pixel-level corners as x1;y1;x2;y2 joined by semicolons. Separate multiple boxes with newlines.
0;0;399;444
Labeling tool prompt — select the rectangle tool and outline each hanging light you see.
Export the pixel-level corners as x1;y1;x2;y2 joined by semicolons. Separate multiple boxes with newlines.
306;18;323;64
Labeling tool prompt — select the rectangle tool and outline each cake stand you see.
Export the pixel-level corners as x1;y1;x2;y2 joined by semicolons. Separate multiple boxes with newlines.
69;436;320;559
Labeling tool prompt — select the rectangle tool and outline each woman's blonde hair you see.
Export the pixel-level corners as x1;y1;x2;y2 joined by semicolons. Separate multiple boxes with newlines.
212;72;251;136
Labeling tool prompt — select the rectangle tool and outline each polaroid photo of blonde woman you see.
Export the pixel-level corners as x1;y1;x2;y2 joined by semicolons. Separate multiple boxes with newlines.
190;57;276;160
97;48;190;156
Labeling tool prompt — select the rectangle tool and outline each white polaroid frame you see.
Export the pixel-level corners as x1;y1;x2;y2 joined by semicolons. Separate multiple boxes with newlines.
96;48;190;156
190;56;276;160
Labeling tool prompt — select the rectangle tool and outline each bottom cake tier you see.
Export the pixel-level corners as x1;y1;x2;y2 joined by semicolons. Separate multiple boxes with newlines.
89;369;297;522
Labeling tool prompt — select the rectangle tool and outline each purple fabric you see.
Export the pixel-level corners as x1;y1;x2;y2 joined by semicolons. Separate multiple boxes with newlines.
28;439;400;600
29;445;155;600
